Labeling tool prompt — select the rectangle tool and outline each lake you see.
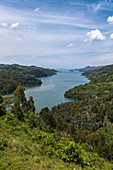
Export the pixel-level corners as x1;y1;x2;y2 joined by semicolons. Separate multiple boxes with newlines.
25;70;89;112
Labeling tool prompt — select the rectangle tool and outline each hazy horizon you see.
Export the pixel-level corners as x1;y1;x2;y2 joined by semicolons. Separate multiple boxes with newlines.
0;63;105;70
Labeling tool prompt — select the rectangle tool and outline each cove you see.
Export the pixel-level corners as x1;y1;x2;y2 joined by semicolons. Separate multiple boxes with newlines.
25;70;89;112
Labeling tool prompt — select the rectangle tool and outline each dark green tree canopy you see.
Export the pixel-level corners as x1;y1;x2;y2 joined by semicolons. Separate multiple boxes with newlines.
14;85;26;105
0;95;6;116
13;85;35;120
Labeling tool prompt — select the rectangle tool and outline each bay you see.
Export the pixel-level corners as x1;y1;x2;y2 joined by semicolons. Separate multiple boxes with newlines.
25;70;89;112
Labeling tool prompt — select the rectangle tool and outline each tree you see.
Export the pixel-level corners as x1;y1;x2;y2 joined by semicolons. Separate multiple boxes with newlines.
39;107;56;129
4;99;13;111
23;96;35;114
14;85;26;105
0;95;6;116
0;95;3;104
12;86;36;120
13;86;26;120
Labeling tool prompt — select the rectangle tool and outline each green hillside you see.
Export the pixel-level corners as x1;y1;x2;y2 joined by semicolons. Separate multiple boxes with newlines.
65;64;113;100
1;64;113;169
0;64;57;95
0;86;113;169
83;64;113;83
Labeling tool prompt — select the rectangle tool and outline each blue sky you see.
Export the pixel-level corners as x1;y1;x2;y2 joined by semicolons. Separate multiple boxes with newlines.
0;0;113;68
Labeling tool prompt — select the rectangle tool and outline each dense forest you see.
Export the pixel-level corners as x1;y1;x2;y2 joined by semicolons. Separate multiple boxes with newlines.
0;64;57;95
0;64;113;169
83;64;113;83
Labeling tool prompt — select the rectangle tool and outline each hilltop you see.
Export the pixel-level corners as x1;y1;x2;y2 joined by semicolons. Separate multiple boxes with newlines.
70;66;102;72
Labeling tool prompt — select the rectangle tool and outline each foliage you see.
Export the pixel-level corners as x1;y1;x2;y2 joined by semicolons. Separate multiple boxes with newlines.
1;64;113;169
0;95;6;116
0;118;78;170
0;64;57;95
11;86;36;121
65;64;113;101
83;64;113;83
0;116;112;170
65;82;113;100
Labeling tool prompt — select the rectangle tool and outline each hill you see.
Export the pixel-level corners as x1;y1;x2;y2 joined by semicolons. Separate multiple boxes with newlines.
65;64;113;100
0;85;113;169
70;66;102;72
0;64;57;95
83;64;113;83
1;64;113;169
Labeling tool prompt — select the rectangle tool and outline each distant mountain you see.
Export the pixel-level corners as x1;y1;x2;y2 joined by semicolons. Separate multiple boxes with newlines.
70;66;102;72
0;64;57;95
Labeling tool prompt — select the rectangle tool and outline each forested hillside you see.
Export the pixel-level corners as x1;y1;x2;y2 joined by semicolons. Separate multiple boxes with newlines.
0;85;113;169
0;64;113;169
83;64;113;83
65;64;113;100
0;64;57;95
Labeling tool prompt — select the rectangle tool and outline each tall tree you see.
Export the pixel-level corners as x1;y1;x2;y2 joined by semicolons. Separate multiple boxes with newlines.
13;86;26;120
23;96;35;114
12;86;36;120
14;85;26;105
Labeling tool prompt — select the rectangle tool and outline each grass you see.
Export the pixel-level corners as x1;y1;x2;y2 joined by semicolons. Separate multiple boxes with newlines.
0;115;113;170
0;119;77;170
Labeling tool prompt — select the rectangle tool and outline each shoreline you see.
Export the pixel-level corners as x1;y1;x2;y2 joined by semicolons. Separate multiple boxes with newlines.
2;94;14;99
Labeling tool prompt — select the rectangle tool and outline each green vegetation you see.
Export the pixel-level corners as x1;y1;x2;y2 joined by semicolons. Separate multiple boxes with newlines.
0;83;113;169
65;64;113;100
1;64;113;169
65;82;113;100
83;64;113;83
2;115;111;170
0;64;57;95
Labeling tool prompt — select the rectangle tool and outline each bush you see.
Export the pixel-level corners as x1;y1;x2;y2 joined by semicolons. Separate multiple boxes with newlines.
0;138;8;150
4;112;19;125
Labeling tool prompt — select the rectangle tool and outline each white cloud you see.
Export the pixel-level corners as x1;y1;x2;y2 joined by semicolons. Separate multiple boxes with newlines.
0;4;106;30
67;43;76;47
107;16;113;24
1;22;8;27
70;1;111;12
0;3;112;68
10;22;20;28
92;3;102;12
110;33;113;39
34;8;40;13
85;29;106;41
91;1;111;12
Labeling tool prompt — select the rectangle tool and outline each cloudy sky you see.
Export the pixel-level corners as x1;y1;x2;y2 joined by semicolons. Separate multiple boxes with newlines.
0;0;113;68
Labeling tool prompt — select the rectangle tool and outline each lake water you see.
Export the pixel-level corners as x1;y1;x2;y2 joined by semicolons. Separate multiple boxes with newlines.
25;70;89;112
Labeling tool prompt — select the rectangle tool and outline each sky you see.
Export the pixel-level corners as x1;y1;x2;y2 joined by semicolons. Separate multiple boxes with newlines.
0;0;113;68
